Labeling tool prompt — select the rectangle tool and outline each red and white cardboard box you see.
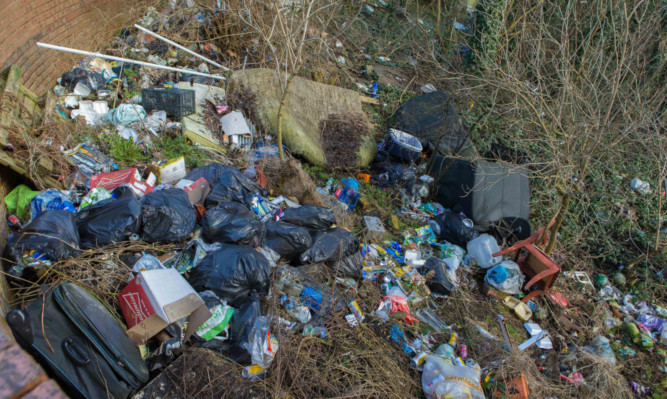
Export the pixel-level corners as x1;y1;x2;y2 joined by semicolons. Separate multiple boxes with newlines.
183;177;210;205
119;268;209;346
90;168;156;197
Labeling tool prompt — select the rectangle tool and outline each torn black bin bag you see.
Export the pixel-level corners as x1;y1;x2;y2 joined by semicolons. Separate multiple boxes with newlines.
202;202;265;247
432;212;479;247
184;163;237;183
300;227;359;264
226;296;262;364
264;221;312;261
326;250;363;279
280;205;336;231
60;68;106;92
10;210;80;261
76;196;141;249
188;245;271;307
420;257;457;295
111;185;137;200
204;168;269;208
140;189;197;243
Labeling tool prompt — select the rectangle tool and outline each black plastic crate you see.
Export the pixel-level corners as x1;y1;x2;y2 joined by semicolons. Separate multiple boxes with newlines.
141;88;195;118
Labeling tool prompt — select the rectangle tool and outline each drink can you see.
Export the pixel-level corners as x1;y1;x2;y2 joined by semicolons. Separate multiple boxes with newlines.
448;332;458;346
7;214;20;229
410;351;428;368
242;364;265;379
459;344;467;359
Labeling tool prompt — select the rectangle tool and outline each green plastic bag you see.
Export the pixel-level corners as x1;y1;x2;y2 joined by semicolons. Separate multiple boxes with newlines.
4;184;39;220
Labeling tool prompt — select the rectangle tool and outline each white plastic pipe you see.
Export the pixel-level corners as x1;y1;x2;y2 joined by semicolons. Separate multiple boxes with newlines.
134;24;228;70
36;42;226;81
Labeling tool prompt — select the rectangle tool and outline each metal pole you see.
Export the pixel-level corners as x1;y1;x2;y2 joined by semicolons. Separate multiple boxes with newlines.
36;42;226;81
134;24;228;70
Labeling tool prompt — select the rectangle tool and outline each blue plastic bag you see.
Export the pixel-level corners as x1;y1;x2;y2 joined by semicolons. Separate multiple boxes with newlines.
30;189;75;220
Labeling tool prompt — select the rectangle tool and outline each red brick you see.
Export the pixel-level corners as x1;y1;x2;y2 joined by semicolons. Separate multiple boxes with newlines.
23;379;69;399
0;344;47;399
0;0;151;96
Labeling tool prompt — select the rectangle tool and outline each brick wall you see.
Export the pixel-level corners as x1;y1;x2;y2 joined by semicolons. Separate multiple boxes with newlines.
0;0;151;96
0;2;152;397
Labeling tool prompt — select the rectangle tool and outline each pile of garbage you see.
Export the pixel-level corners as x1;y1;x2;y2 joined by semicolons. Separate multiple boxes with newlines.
2;4;665;399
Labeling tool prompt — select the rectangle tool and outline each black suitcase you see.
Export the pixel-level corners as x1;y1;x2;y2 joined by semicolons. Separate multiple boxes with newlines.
6;282;149;398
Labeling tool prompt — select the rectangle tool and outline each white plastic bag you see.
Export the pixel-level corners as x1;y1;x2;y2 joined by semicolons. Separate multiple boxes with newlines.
243;316;279;369
484;260;525;295
422;355;484;399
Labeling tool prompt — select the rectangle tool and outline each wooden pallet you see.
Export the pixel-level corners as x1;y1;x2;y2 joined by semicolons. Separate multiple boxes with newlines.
0;66;62;189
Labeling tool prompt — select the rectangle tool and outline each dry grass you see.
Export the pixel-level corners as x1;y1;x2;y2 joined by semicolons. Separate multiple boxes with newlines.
5;241;180;318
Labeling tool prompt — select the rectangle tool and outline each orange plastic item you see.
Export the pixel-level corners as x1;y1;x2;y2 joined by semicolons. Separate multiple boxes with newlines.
356;173;371;183
254;165;268;188
494;373;529;399
493;219;561;303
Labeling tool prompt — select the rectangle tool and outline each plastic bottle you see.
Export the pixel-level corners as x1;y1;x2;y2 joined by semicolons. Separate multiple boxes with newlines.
466;235;502;268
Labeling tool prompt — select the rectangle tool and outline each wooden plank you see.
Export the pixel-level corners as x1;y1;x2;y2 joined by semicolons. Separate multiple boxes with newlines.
0;151;62;189
0;66;23;145
360;95;379;104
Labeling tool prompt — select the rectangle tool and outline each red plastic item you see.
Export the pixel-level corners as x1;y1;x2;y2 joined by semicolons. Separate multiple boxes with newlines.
383;295;417;325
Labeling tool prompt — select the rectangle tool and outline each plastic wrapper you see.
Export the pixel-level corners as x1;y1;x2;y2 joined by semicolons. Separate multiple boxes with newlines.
242;316;279;369
187;244;271;307
637;314;666;333
30;189;76;220
79;187;112;209
583;335;616;365
201;202;265;247
484;260;525;295
10;210;80;261
326;250;363;279
205;168;269;208
422;356;484;399
300;228;359;264
195;291;235;342
432;212;479;247
265;221;312;260
131;254;166;273
140;189;197;242
420;257;458;295
280;205;336;231
163;238;222;273
75;196;141;249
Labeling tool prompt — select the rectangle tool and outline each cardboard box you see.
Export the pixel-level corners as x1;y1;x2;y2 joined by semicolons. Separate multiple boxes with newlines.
150;157;187;185
119;268;210;346
90;168;155;197
183;177;210;205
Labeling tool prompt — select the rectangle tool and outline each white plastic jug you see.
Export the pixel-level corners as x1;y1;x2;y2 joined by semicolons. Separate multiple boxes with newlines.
466;234;502;268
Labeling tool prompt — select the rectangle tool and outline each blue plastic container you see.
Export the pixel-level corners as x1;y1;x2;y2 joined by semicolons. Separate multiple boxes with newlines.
382;129;423;162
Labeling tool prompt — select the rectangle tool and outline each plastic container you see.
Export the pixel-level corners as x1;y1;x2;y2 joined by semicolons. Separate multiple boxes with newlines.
382;128;423;162
466;234;501;268
141;88;195;118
